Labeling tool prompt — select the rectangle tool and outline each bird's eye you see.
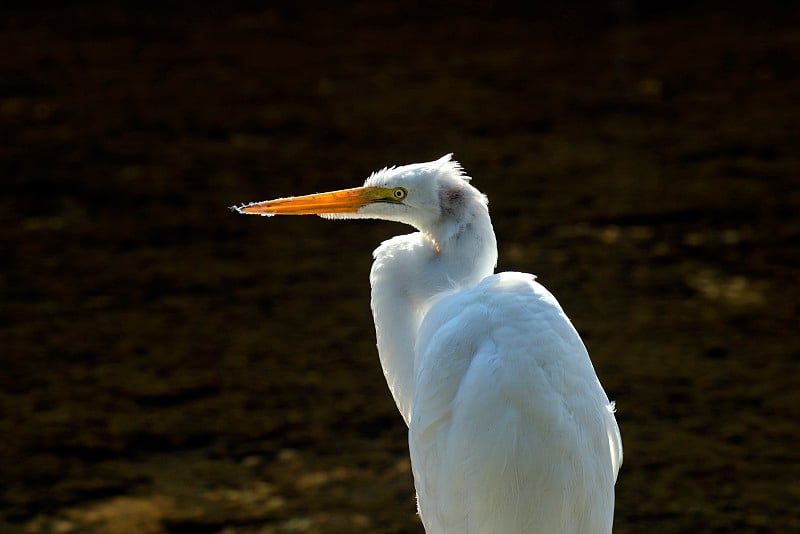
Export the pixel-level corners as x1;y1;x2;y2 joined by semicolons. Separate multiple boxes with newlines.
393;188;407;200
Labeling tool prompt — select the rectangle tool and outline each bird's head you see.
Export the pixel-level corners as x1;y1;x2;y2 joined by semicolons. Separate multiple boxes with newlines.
233;154;488;236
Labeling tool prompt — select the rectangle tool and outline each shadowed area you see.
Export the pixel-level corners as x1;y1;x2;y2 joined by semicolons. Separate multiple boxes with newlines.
1;1;799;532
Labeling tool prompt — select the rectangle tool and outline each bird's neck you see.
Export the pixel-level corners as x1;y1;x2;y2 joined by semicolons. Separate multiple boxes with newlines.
369;207;497;425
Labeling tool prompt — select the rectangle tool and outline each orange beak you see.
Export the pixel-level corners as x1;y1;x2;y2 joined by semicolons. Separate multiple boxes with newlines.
234;186;393;216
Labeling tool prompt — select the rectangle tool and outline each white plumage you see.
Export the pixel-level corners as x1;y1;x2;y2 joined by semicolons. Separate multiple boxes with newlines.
235;154;622;533
409;273;621;533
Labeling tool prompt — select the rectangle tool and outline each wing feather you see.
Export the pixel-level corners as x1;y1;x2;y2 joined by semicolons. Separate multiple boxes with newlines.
409;272;620;534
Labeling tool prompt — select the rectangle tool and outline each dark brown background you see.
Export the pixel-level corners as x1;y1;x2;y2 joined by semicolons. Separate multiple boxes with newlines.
2;1;799;532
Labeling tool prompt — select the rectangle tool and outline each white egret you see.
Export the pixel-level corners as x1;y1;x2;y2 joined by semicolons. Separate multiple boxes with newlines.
234;155;622;533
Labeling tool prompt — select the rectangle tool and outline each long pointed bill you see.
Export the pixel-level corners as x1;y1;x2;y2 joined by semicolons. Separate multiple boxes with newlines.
233;186;397;217
233;187;377;216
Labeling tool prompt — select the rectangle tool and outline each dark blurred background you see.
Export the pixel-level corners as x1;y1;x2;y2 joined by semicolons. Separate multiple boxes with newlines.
2;1;799;532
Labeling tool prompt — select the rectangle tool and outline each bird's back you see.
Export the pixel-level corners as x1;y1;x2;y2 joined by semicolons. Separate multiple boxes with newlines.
409;272;621;534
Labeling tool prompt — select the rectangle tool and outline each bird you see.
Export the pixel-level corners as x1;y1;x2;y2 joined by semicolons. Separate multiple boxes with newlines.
233;154;622;533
